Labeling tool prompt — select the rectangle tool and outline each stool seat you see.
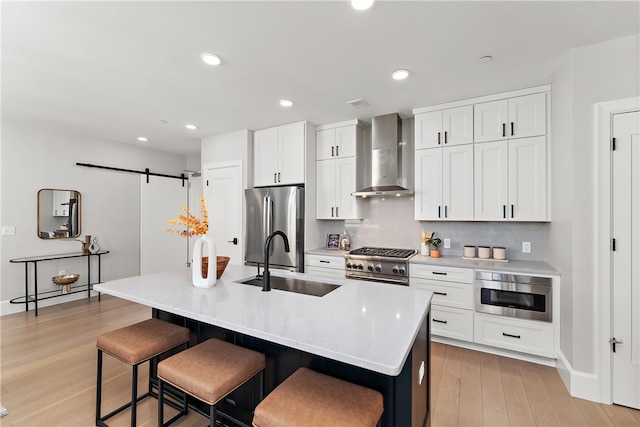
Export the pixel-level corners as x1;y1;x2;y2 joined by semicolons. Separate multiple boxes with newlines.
158;338;265;406
253;367;383;427
97;318;190;365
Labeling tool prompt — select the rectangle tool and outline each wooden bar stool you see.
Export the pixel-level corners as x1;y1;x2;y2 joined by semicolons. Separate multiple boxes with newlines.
96;318;190;427
252;367;383;427
157;338;265;427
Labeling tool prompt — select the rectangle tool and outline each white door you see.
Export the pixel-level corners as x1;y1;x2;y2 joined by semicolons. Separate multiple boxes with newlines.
140;175;188;275
612;110;640;409
204;161;243;266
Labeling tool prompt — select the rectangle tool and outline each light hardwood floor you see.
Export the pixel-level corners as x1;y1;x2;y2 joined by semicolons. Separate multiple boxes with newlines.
1;295;639;426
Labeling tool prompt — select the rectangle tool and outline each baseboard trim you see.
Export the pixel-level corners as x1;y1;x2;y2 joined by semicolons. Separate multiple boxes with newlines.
556;349;602;403
1;290;99;316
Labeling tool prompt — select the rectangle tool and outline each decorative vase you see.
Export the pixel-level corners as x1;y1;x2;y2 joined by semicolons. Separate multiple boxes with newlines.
192;235;216;288
430;249;441;258
420;242;429;256
82;235;91;255
88;237;100;254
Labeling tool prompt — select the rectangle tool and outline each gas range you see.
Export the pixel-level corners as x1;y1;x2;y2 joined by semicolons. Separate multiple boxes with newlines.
344;247;417;285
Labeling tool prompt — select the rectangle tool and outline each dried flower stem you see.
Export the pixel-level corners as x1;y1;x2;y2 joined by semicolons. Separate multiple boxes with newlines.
165;196;209;237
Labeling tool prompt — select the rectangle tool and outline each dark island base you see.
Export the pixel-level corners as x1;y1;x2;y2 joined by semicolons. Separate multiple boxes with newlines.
154;309;431;427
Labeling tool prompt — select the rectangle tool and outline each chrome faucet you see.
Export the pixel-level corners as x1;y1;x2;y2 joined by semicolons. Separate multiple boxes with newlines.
263;231;290;292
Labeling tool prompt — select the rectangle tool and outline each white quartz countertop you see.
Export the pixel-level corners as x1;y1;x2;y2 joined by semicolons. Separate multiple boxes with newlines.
410;254;560;276
95;265;432;376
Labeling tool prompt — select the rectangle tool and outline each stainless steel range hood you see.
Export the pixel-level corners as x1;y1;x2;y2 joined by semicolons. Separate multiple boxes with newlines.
353;113;414;197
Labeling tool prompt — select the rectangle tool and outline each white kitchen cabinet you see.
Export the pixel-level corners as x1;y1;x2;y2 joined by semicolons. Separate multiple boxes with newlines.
316;124;356;160
474;313;554;358
52;190;71;216
474;93;546;143
414;105;473;150
474;136;547;221
316;121;363;220
411;264;474;343
414;145;474;221
253;122;305;187
304;253;345;279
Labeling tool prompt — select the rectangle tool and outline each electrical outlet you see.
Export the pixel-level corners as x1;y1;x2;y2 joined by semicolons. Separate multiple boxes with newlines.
59;270;66;276
522;242;531;253
1;226;15;236
444;238;451;249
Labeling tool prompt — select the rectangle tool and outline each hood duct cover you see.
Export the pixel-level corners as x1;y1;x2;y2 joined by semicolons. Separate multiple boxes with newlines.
353;113;414;197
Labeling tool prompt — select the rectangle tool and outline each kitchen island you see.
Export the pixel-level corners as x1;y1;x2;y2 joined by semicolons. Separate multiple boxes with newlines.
95;264;433;427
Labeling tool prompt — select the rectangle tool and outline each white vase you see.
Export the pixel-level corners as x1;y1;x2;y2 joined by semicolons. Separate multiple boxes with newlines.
420;242;429;256
192;235;216;288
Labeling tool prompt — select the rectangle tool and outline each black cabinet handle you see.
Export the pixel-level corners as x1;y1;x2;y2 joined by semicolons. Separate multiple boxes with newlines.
437;132;441;145
274;173;277;183
503;332;521;339
331;207;334;217
503;205;506;219
336;207;339;217
511;204;514;218
319;260;330;264
228;237;238;245
278;172;281;183
502;123;506;137
332;146;334;157
432;271;447;276
444;131;448;144
433;319;448;324
434;291;447;296
438;206;441;218
336;146;339;156
444;205;448;218
511;122;514;136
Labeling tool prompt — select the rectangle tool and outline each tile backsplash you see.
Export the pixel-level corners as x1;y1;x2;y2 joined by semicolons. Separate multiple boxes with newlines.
319;197;549;261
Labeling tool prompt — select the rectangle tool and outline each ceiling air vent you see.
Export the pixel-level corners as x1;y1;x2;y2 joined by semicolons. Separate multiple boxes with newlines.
346;98;369;109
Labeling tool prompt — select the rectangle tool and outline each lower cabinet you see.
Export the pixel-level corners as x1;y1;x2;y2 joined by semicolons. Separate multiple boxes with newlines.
410;265;474;343
304;253;345;280
474;313;554;358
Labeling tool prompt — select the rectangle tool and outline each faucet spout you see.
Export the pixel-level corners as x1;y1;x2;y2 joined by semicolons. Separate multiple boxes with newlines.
263;231;290;292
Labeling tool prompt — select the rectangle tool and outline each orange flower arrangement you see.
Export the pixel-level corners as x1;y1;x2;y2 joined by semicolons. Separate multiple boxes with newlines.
165;195;209;237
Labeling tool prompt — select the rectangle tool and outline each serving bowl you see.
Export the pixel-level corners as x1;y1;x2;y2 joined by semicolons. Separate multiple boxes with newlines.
52;274;79;293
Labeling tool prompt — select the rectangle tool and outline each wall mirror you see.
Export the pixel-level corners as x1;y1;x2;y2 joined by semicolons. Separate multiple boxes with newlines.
37;189;81;239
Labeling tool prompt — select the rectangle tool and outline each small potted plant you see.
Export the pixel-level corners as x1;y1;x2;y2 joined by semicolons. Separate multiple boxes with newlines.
425;233;442;258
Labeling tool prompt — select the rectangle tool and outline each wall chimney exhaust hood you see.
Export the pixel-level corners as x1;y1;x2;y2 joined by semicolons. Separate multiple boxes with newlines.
353;113;414;197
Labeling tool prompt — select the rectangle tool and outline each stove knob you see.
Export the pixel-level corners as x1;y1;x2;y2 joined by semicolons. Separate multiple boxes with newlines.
375;264;382;272
392;266;399;274
367;264;374;271
346;263;352;269
358;264;364;270
398;267;406;275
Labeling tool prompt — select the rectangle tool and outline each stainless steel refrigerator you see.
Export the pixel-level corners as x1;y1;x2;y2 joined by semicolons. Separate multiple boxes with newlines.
245;185;304;271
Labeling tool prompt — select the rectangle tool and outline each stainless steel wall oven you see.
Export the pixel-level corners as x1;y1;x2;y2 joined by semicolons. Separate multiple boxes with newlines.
475;271;552;322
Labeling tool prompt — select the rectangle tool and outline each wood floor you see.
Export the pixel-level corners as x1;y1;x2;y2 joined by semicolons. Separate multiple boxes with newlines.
1;296;639;427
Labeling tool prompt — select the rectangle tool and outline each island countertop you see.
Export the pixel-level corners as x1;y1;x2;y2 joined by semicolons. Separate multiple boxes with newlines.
95;264;432;376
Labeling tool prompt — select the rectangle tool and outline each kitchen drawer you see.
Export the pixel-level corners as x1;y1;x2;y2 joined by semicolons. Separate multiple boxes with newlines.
411;278;473;310
474;313;554;358
410;264;473;284
305;254;345;270
431;306;473;342
304;265;346;280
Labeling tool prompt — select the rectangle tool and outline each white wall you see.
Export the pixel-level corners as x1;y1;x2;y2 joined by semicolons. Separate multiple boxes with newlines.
1;118;187;314
549;34;640;382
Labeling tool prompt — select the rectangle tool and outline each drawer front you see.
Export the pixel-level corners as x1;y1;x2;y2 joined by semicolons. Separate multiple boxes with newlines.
431;306;474;342
411;278;473;310
305;254;345;270
410;264;473;283
474;313;554;358
304;265;346;280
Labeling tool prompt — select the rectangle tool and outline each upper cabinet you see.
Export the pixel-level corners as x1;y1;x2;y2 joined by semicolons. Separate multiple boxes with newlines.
474;93;546;143
52;190;71;216
415;105;473;150
414;85;550;222
315;120;363;220
254;122;306;187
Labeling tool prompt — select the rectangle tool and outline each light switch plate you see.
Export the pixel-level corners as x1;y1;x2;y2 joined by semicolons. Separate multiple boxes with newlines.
1;226;15;236
522;242;531;253
444;238;451;249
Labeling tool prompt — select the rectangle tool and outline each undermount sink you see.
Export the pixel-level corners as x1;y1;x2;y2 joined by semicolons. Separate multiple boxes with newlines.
236;275;340;297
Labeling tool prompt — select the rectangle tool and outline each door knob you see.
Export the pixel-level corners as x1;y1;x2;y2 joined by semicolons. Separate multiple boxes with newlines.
228;237;238;245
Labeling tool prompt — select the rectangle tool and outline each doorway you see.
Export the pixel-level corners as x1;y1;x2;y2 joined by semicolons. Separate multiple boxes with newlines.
596;98;640;408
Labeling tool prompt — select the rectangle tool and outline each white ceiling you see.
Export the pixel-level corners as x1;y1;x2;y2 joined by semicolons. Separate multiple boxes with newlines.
2;1;639;155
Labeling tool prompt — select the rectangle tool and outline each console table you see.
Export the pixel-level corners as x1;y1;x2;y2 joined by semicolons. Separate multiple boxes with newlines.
9;250;109;316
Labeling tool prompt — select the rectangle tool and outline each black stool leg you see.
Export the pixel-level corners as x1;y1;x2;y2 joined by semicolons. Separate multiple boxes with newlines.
131;364;138;427
96;349;103;424
210;403;216;427
158;379;164;427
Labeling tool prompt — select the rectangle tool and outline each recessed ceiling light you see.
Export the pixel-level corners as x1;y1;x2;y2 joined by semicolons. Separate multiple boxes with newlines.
479;55;493;64
137;137;148;142
351;0;374;10
201;53;221;66
185;124;198;130
391;69;410;80
279;99;293;107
